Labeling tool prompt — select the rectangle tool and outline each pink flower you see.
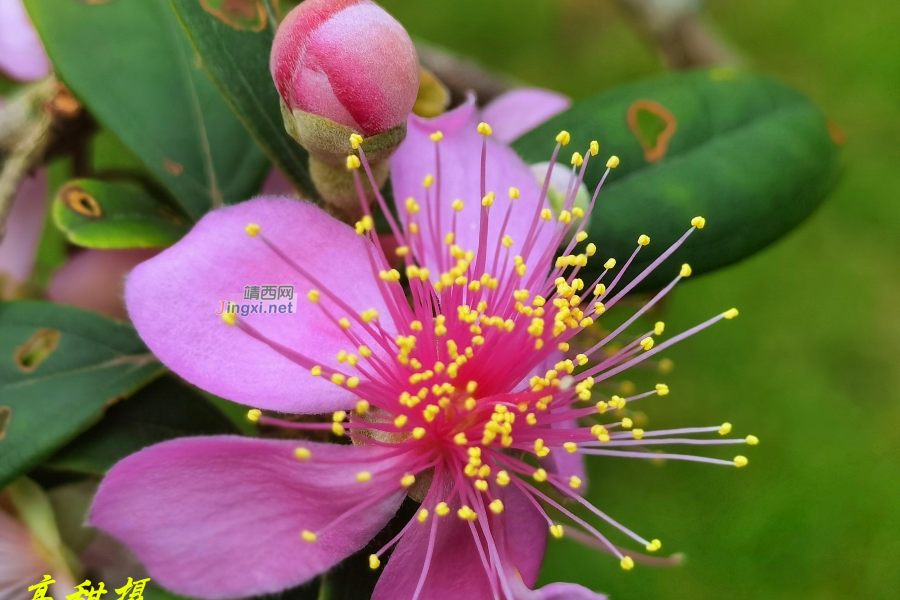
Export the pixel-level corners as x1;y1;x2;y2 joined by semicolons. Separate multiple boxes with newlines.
271;0;419;136
0;0;51;82
90;97;752;600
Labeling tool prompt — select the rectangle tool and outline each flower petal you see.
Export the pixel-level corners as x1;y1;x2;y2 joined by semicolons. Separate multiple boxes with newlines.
90;436;407;600
482;89;571;144
0;0;51;82
510;580;608;600
125;197;395;413
391;99;555;284
372;482;546;600
0;171;45;296
0;503;47;600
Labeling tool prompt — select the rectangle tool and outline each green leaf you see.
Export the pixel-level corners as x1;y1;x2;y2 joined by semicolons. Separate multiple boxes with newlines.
24;0;271;220
0;301;164;489
513;69;842;292
52;179;189;249
169;0;317;199
45;376;238;475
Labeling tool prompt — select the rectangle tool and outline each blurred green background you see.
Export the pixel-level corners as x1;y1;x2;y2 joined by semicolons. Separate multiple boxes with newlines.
379;0;899;598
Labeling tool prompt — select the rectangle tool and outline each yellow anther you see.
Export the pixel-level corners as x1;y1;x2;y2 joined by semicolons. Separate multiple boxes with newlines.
558;210;572;224
353;400;370;416
368;554;381;569
331;373;346;386
655;383;670;396
475;479;489;492
564;442;578;453
632;428;645;440
394;415;409;428
417;508;430;523
540;208;553;221
571;152;584;167
333;411;347;423
332;422;345;436
466;381;478;394
620;556;634;570
245;223;261;237
457;506;478;521
622;418;634;429
569;475;582;489
401;474;416;488
746;435;759;445
346;376;360;389
482;192;495;207
409;223;419;234
379;269;401;282
301;530;317;543
533;468;548;483
349;133;364;149
454;432;469;445
307;290;321;303
719;422;732;435
734;455;749;468
247;409;262;422
585;242;596;256
638;234;650;246
478;465;491;478
293;446;312;461
724;308;740;319
606;155;620;169
429;131;443;142
575;232;589;244
412;427;426;439
579;317;594;328
640;337;655;351
496;471;511;486
489;499;504;514
435;502;451;517
502;235;514;248
423;174;434;188
604;258;616;270
596;401;608;414
549;524;564;539
477;122;493;136
449;199;465;213
556;130;571;145
680;263;692;278
356;471;372;483
691;216;706;229
646;539;662;552
346;155;361;170
654;322;666;336
589;140;599;156
509;186;520;199
659;358;674;373
310;366;322;377
338;318;351;330
222;311;237;326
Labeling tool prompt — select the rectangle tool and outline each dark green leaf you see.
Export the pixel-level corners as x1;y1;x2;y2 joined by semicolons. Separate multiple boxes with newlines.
52;179;189;249
24;0;271;220
0;301;164;489
45;376;238;475
513;69;842;291
170;0;317;199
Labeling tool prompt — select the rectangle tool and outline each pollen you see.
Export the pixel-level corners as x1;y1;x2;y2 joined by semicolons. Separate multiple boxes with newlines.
680;263;693;277
412;427;426;439
655;383;670;396
244;223;261;237
549;524;564;539
691;216;706;229
640;337;655;351
423;174;434;189
418;508;429;523
571;152;584;167
638;234;651;246
632;429;645;440
606;155;620;169
349;133;364;149
719;422;732;435
746;435;760;445
368;554;381;569
477;122;493;136
556;130;571;145
590;140;599;156
496;470;511;486
620;556;634;570
394;415;409;428
429;131;444;142
604;258;616;270
247;409;262;422
564;442;578;453
646;539;662;552
436;502;451;517
734;455;749;468
451;199;464;212
401;474;416;488
346;155;361;170
339;318;351;330
489;499;505;514
533;468;548;482
655;321;666;335
724;308;740;319
222;311;236;326
569;475;583;489
301;530;317;543
356;471;373;483
509;186;520;199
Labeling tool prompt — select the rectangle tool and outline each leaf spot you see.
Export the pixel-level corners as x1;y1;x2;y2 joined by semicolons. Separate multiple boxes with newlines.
0;407;10;441
164;160;184;176
14;328;62;373
199;0;268;32
627;100;678;163
61;186;102;218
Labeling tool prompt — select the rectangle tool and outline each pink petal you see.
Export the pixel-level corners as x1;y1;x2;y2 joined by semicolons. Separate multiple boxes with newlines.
482;89;571;144
542;419;588;496
391;99;555;284
0;0;51;82
511;580;608;600
372;482;546;600
124;198;396;414
259;168;296;196
0;171;45;293
0;505;47;600
47;249;160;320
90;436;407;600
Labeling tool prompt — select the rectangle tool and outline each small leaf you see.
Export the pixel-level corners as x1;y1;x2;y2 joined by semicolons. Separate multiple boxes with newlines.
170;0;317;199
52;179;189;249
513;69;842;292
0;301;164;489
45;376;239;475
24;0;271;220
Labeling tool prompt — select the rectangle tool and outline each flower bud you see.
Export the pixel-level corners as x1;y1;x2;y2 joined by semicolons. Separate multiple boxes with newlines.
270;0;419;219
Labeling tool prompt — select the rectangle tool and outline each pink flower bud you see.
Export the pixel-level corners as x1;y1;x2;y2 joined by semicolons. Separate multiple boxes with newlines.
270;0;419;137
